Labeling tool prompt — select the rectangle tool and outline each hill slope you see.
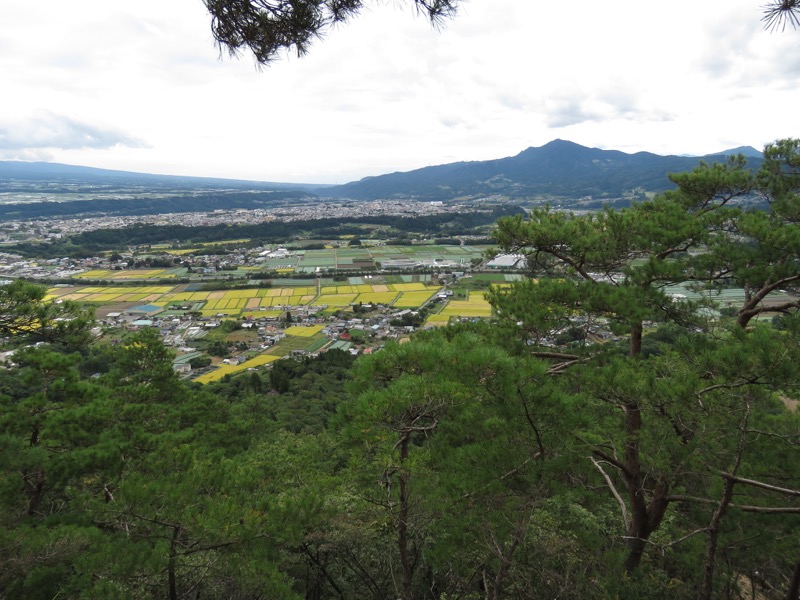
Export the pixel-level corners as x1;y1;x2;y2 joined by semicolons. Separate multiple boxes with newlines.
322;140;762;201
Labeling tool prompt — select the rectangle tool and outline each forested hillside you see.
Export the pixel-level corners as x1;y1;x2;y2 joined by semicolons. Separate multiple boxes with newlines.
321;140;765;201
1;142;799;599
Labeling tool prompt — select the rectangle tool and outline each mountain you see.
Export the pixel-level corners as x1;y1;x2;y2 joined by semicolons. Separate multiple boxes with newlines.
321;140;763;201
0;161;327;193
0;141;765;218
714;146;763;158
0;161;330;221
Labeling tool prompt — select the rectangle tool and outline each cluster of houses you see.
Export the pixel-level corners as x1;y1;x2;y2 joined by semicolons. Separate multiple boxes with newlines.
97;300;430;377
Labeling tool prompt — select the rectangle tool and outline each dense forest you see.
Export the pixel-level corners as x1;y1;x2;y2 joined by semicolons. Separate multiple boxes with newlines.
1;142;799;599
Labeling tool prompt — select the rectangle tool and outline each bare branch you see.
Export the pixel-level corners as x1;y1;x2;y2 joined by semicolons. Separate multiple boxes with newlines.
667;495;800;514
715;472;800;497
590;456;630;530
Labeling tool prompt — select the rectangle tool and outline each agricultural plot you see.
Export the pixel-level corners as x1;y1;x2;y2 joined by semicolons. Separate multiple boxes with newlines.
440;291;493;318
393;274;432;283
472;273;526;283
296;250;337;273
194;353;283;384
256;254;301;272
74;269;176;280
198;239;251;246
263;332;329;357
394;291;438;308
424;314;451;327
45;286;177;303
46;277;445;317
334;248;374;269
308;281;440;311
193;326;329;384
284;325;324;337
389;283;429;292
312;294;359;307
356;292;399;304
160;248;199;255
369;244;489;263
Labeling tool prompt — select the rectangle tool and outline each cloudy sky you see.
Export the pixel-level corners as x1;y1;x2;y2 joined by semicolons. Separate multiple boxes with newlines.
1;0;798;183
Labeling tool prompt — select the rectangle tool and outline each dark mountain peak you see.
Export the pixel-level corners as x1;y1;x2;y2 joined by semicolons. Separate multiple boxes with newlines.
513;140;635;165
517;139;592;156
711;146;763;158
323;139;764;201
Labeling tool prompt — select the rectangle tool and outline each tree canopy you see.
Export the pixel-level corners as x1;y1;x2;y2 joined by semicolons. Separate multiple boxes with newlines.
204;0;458;64
204;0;800;65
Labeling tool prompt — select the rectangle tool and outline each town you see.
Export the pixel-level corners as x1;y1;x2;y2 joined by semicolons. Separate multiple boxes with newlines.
0;199;525;382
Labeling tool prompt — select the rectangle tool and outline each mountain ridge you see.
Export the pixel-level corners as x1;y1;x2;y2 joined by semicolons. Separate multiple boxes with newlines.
319;139;764;201
0;140;764;206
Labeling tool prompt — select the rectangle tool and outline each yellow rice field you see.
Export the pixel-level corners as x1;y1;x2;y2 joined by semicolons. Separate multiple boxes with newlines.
440;291;493;318
284;325;324;337
394;291;438;308
160;249;199;255
45;281;443;314
75;269;174;279
194;353;281;384
355;292;400;304
390;283;429;292
312;294;358;307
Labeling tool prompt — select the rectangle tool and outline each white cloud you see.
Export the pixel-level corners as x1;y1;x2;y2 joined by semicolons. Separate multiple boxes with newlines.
1;0;797;182
0;111;146;154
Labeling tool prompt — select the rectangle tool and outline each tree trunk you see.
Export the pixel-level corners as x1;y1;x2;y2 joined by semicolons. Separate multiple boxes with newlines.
26;466;45;517
168;526;180;600
622;398;649;572
622;486;669;573
787;557;800;600
630;321;643;358
621;400;670;573
699;476;736;600
397;433;413;600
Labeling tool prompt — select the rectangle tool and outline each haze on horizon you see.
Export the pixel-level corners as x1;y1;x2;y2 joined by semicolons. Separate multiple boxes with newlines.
1;0;797;184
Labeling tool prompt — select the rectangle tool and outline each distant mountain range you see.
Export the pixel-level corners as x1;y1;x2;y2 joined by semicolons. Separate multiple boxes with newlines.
0;140;764;216
321;140;763;201
0;160;325;193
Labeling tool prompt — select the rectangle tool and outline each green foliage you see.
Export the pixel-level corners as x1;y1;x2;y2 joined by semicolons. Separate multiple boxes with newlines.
218;319;241;333
188;354;212;369
490;145;800;588
0;280;95;351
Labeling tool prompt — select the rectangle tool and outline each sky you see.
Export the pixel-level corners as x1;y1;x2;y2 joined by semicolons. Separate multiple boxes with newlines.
1;0;798;184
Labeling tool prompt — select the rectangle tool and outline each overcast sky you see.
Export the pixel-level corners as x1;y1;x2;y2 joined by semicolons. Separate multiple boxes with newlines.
1;0;798;184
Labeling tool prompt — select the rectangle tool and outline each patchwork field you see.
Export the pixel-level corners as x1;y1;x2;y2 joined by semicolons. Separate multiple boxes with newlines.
45;280;445;316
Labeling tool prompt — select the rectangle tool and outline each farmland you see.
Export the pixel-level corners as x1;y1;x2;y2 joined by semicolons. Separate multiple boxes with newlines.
46;279;443;318
28;243;525;383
